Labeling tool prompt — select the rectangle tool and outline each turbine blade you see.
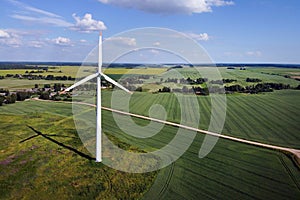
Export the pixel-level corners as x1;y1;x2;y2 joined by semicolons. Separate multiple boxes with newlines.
98;32;102;70
65;73;99;92
100;72;132;94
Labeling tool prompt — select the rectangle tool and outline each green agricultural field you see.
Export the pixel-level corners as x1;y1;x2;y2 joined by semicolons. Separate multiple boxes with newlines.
101;90;300;149
102;110;300;199
220;67;300;87
47;66;96;77
0;70;29;76
253;67;300;76
0;66;91;77
103;67;167;75
171;67;300;87
0;79;75;90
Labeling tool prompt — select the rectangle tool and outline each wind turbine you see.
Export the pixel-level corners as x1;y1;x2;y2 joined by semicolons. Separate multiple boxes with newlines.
63;32;132;162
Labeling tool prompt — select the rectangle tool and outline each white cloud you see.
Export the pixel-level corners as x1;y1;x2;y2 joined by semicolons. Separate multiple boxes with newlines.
98;0;234;14
52;37;71;46
0;29;54;49
153;42;160;46
0;29;22;47
0;30;10;38
8;0;72;27
2;38;22;48
207;0;234;6
198;33;210;41
246;51;262;57
187;32;210;41
8;0;61;18
28;40;44;48
71;13;107;33
106;37;137;47
8;1;107;33
11;14;72;27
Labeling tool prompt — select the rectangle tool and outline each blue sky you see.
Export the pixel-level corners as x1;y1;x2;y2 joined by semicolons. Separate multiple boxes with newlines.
0;0;299;63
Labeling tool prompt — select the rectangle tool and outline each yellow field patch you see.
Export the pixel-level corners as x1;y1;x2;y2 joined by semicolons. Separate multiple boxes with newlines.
0;70;28;76
103;67;167;75
0;66;90;77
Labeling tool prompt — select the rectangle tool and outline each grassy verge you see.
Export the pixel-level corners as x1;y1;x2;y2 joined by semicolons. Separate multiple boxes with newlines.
0;102;157;199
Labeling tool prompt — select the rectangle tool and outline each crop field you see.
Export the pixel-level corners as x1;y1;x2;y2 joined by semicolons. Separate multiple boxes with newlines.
253;67;300;76
167;67;300;87
0;66;299;199
0;79;75;90
103;67;167;75
0;70;29;76
220;67;300;87
102;109;300;199
101;90;300;149
0;66;92;77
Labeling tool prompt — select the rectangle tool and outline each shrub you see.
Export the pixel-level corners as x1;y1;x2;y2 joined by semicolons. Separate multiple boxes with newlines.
0;96;4;106
39;92;50;100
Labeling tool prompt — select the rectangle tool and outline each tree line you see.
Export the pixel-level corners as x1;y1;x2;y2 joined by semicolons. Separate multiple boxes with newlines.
3;73;75;81
164;77;236;85
0;89;30;105
155;83;299;95
225;83;292;94
0;83;72;106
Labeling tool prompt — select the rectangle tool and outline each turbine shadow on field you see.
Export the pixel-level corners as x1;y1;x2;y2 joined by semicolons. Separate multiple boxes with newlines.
19;133;78;143
21;125;94;161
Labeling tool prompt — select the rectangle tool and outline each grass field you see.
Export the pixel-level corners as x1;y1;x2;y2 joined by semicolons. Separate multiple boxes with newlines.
103;67;167;75
0;79;75;90
0;101;157;199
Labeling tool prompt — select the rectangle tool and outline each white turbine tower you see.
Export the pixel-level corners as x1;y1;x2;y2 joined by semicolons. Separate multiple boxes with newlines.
63;32;132;162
